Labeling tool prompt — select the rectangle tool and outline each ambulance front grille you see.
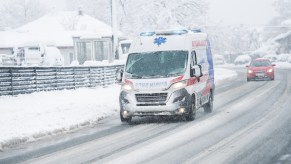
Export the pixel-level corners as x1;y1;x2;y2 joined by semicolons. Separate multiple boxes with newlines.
135;93;168;103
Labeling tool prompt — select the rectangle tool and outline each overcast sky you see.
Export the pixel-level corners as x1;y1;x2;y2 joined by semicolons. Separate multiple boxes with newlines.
206;0;278;26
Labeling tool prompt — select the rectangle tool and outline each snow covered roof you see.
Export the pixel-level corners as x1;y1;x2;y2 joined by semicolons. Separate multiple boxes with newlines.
0;11;121;48
0;31;37;48
273;31;291;42
16;11;119;37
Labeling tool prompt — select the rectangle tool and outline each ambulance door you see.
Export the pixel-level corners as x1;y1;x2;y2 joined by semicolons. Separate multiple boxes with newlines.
190;50;204;95
196;46;211;103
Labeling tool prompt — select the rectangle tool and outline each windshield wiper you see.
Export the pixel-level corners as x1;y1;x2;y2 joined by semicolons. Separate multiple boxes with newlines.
126;72;142;79
145;74;166;78
166;73;182;77
131;74;142;79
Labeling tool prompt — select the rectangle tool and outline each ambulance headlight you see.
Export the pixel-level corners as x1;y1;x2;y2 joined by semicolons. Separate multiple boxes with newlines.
122;84;133;91
169;80;187;90
122;79;134;91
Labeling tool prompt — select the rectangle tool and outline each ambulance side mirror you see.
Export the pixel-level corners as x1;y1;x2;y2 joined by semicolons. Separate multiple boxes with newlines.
191;65;202;77
116;68;123;83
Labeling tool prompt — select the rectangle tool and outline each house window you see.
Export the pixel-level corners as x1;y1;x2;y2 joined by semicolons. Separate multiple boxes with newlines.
77;41;92;64
94;40;112;61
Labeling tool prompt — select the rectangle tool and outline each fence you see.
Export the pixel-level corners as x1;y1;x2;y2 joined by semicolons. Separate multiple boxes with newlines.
0;65;124;96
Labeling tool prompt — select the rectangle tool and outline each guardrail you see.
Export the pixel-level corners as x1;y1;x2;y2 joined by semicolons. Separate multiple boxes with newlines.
0;65;124;96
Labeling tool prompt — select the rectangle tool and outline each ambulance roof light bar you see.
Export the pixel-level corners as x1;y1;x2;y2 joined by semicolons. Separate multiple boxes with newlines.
140;31;155;36
155;29;188;35
140;29;189;36
190;28;202;33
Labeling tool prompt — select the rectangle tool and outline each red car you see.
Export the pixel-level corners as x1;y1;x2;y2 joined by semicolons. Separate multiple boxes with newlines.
246;58;275;81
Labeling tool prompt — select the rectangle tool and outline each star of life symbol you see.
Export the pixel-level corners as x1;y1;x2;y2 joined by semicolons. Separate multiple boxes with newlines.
154;37;167;46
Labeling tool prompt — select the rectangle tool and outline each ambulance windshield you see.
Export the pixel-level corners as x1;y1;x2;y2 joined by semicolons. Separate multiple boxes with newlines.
125;51;188;78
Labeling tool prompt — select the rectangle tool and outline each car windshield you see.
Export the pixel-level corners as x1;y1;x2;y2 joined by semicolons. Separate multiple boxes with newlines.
125;51;188;78
250;60;271;67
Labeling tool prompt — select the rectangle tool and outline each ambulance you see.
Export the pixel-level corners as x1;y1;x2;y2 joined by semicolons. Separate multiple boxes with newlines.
117;29;215;123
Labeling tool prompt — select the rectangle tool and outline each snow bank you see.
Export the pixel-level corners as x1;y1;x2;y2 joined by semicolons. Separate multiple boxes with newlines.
0;68;236;150
79;59;126;66
215;68;238;86
0;85;120;149
273;62;291;69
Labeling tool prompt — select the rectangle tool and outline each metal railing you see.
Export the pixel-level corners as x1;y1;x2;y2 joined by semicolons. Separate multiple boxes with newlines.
0;65;124;96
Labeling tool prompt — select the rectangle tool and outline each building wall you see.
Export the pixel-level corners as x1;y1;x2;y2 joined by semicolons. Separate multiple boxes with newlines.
58;47;74;66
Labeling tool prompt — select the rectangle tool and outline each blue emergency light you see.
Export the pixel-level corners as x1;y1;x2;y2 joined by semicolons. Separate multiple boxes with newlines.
169;29;188;35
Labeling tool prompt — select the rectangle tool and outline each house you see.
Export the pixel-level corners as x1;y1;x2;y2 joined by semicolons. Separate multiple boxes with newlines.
0;10;121;66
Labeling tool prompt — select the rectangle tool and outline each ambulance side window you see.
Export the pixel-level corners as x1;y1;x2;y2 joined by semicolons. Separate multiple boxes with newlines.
196;48;208;73
191;50;197;66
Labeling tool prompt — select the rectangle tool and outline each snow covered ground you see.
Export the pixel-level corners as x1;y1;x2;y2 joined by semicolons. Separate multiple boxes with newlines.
0;68;237;150
273;62;291;69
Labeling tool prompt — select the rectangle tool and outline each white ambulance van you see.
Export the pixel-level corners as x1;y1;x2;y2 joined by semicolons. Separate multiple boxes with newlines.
117;29;215;123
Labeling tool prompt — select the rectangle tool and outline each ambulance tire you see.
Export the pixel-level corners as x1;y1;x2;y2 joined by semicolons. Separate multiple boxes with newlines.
120;110;132;123
204;92;213;113
185;96;196;121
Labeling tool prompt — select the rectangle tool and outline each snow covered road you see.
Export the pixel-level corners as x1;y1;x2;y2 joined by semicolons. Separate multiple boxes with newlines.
0;68;236;150
1;68;291;164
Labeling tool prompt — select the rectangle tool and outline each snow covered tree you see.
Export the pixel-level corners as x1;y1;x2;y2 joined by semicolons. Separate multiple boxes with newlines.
274;0;291;20
205;24;261;58
116;0;207;36
0;0;48;28
262;0;291;41
65;0;111;25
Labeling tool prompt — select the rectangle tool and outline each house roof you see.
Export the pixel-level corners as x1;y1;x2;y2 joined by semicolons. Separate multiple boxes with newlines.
273;31;291;42
0;11;120;48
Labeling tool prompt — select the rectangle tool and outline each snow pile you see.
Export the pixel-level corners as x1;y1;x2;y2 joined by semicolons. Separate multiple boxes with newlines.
273;62;291;68
234;55;251;65
82;60;126;66
251;40;280;58
215;68;238;85
69;60;80;66
0;85;120;149
0;68;236;150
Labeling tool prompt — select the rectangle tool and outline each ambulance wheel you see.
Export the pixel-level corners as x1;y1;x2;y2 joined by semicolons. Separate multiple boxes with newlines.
204;92;213;113
120;110;132;123
185;96;196;121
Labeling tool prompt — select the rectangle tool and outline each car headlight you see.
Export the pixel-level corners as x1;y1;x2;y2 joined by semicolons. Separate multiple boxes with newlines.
169;80;187;90
267;69;273;73
248;70;253;74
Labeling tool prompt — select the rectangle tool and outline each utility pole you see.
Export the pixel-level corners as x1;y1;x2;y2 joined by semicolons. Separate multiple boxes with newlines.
111;0;118;63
